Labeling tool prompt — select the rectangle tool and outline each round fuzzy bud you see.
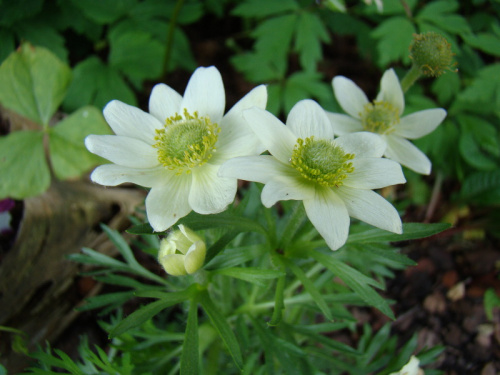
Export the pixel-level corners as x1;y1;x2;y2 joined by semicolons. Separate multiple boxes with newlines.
409;32;457;77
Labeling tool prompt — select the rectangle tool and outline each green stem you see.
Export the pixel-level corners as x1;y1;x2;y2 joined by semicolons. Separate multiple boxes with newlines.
277;201;306;250
162;0;185;78
400;64;422;93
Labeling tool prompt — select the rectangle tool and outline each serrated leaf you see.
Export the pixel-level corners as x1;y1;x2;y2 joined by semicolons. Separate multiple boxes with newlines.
416;0;458;18
460;170;500;204
458;115;498;170
63;57;137;112
69;0;135;24
49;106;111;180
108;29;163;83
294;12;330;72
283;71;332;114
431;71;460;105
458;63;500;107
199;291;243;370
311;251;394;319
347;223;451;243
0;131;50;199
372;17;416;66
463;32;500;57
181;298;199;375
110;289;193;337
214;267;285;286
0;43;71;125
232;0;298;18
14;20;68;62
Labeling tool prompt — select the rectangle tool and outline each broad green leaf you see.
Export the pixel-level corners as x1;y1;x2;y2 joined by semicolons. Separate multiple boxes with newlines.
214;267;285;286
460;170;500;204
0;131;50;199
347;223;451;243
283;71;333;114
294;12;330;72
458;63;500;108
464;33;500;57
311;251;394;319
199;291;243;370
231;0;298;18
0;43;71;125
0;29;14;63
181;298;199;375
0;0;44;27
49;106;111;180
14;20;68;62
282;258;333;321
458;115;498;170
372;17;416;66
431;71;460;105
484;288;500;321
69;0;135;24
375;0;417;15
110;289;193;337
108;29;163;83
63;57;137;112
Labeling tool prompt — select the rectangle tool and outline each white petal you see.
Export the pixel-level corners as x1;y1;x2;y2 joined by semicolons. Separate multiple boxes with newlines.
286;99;333;140
146;175;192;232
334;132;386;158
384;135;432;175
215;85;268;160
261;175;315;208
181;66;225;123
184;241;206;274
375;69;404;115
103;100;162;145
90;164;166;187
326;112;363;135
149;83;183;122
218;155;289;184
243;107;296;164
332;76;369;119
160;254;188;276
304;188;350;250
395;108;447;139
189;163;237;214
85;135;158;168
335;187;402;234
344;158;406;189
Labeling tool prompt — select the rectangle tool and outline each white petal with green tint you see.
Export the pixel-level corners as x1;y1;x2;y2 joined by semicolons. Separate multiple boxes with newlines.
181;66;225;123
189;163;237;214
103;100;162;145
215;85;268;160
395;108;447;139
149;83;183;122
332;76;369;119
326;112;363;135
219;155;287;184
336;187;402;234
345;158;405;189
243;107;296;164
304;188;350;250
261;175;315;207
384;135;432;175
90;164;166;187
146;176;192;232
286;99;333;140
85;135;158;168
333;132;386;158
375;69;404;114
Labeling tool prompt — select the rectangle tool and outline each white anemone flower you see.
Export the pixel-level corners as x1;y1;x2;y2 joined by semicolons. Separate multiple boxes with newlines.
85;66;267;232
328;68;447;175
389;355;422;375
219;99;406;251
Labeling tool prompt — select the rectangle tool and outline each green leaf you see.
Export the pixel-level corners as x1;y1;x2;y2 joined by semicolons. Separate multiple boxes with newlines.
63;57;137;112
458;115;498;170
268;270;286;326
49;106;111;180
0;28;15;63
282;258;333;321
108;29;163;83
464;32;500;57
199;291;243;370
294;12;330;72
78;291;135;311
458;63;500;108
110;289;193;337
431;71;460;105
460;170;500;204
347;223;451;243
214;267;285;286
416;0;470;35
14;20;68;62
484;288;500;321
231;0;298;18
0;0;44;27
181;298;199;375
372;17;416;66
311;251;394;319
0;42;71;125
0;131;50;199
283;71;333;114
69;0;136;24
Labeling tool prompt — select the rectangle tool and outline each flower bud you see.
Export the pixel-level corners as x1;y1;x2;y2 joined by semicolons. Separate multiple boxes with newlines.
158;225;206;276
409;32;457;77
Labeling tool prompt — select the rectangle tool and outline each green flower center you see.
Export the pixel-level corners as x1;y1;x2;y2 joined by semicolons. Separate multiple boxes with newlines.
290;137;355;187
360;100;399;134
153;109;220;174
